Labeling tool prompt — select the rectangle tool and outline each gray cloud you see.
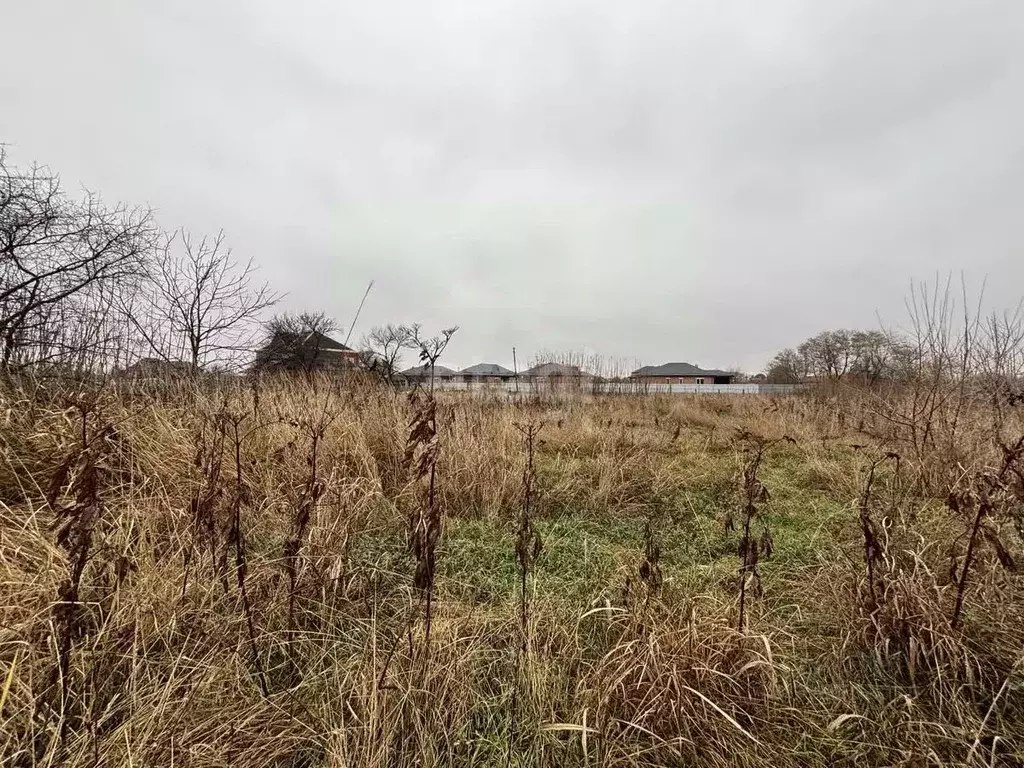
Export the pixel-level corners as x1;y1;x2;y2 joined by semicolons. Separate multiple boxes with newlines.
3;0;1022;371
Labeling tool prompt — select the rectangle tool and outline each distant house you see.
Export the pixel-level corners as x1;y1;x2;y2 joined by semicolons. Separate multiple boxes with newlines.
253;329;361;374
400;363;458;384
459;363;516;383
630;362;736;385
524;362;594;386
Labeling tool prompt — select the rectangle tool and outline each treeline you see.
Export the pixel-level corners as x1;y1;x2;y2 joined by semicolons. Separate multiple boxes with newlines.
1;147;281;374
766;281;1024;395
8;147;1023;390
1;147;454;380
765;330;915;383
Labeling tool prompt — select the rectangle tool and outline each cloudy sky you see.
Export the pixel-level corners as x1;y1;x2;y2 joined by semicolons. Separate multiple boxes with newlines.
2;1;1022;372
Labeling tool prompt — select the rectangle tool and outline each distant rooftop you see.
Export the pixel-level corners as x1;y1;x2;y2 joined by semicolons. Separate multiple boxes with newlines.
631;362;732;377
303;330;354;353
400;363;458;378
460;363;516;376
524;362;588;377
267;328;354;353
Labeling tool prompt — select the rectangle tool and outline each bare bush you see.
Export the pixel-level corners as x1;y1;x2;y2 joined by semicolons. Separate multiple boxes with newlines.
407;324;458;394
359;323;415;385
869;276;1024;489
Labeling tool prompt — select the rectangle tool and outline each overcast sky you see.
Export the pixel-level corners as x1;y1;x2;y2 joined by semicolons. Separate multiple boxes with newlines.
2;1;1022;372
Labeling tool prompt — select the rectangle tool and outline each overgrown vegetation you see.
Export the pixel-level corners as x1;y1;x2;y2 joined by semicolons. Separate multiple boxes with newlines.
2;370;1023;767
4;148;1024;766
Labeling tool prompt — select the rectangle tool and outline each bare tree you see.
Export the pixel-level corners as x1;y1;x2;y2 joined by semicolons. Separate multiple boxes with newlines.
360;323;415;385
768;330;913;384
798;330;853;381
848;330;916;383
1;148;157;372
129;229;279;371
765;348;808;383
252;311;343;375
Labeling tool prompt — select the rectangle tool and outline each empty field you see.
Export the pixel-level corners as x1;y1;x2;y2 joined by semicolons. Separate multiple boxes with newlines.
2;378;1023;767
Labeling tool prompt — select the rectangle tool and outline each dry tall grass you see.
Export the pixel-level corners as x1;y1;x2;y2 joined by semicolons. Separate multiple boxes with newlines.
1;375;1023;767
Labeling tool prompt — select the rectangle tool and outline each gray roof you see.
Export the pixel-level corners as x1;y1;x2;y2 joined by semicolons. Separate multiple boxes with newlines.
631;362;732;377
524;362;587;377
460;363;516;376
400;363;458;378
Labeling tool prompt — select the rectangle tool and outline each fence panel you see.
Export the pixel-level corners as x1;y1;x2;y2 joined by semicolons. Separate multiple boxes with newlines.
424;380;803;395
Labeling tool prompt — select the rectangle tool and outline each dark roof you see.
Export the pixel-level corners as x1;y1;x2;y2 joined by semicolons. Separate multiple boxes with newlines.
401;364;458;378
460;363;516;377
264;328;354;353
303;330;354;352
631;362;733;377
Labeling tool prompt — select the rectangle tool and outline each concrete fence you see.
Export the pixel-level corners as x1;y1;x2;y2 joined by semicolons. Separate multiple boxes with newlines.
601;383;804;395
424;380;804;395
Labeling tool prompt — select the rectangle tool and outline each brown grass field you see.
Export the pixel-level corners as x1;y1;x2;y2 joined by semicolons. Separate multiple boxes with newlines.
2;375;1023;767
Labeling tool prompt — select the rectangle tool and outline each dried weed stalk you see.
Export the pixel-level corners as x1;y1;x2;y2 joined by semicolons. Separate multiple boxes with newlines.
402;326;455;648
184;402;269;694
183;409;228;596
638;514;663;601
282;408;332;681
726;430;791;632
405;392;443;647
513;421;543;639
946;435;1024;630
508;420;543;766
224;410;268;696
857;452;899;613
42;393;116;748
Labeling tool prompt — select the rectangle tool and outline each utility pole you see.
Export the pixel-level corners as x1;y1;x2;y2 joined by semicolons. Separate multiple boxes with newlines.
512;346;520;395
